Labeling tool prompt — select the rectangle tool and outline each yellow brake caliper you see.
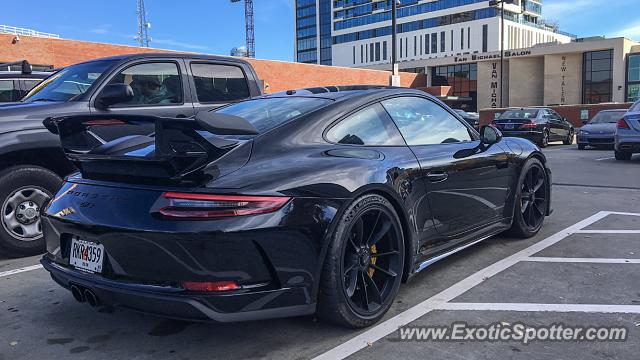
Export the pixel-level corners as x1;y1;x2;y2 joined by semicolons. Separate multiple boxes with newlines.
368;244;377;278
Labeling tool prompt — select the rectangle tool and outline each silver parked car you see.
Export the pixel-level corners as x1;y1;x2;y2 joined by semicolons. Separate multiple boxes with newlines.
614;99;640;160
577;109;628;150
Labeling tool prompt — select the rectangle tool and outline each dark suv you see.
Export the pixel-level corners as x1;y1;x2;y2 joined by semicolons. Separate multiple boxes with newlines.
0;53;263;257
0;60;52;103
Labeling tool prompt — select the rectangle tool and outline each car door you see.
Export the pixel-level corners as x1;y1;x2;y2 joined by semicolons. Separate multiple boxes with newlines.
381;96;511;239
325;102;439;245
90;59;195;118
546;110;566;140
186;61;254;114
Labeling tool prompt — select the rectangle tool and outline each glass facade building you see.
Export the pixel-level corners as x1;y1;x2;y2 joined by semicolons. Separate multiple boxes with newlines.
582;50;614;104
627;54;640;103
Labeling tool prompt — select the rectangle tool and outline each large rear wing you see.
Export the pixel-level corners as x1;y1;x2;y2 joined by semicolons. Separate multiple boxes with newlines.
44;113;256;184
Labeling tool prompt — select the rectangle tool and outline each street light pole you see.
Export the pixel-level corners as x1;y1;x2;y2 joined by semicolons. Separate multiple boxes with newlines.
391;0;397;75
500;0;504;108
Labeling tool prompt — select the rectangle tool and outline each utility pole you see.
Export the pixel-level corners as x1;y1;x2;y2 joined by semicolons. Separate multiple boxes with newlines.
136;0;151;47
391;0;397;74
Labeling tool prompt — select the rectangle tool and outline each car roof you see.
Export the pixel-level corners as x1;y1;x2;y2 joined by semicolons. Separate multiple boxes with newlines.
262;86;429;101
73;52;247;65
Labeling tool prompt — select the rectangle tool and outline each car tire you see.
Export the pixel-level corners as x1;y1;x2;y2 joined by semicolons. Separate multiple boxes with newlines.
578;144;586;150
614;150;632;161
507;158;549;238
0;166;62;257
563;130;574;145
317;194;405;328
539;129;550;148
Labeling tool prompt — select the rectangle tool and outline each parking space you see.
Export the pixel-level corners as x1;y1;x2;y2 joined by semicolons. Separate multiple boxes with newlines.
2;143;640;360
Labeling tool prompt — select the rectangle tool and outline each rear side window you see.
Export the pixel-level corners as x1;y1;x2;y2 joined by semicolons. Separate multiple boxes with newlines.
326;104;404;146
0;80;19;102
191;63;250;103
22;80;42;92
216;97;331;133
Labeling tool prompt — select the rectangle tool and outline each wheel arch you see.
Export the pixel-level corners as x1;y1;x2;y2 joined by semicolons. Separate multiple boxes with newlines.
0;147;74;178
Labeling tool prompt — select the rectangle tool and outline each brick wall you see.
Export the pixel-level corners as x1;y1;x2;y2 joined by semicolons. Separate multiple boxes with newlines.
0;34;426;93
480;103;633;128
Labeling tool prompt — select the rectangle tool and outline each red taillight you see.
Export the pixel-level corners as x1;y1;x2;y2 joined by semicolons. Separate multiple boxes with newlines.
618;118;630;130
521;122;537;129
82;119;126;126
181;281;240;292
159;192;290;220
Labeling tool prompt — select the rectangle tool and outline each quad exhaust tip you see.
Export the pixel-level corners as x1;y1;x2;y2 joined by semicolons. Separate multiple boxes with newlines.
70;284;100;307
84;288;100;307
70;284;85;303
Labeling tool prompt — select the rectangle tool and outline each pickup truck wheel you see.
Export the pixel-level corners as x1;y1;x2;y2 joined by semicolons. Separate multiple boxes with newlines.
0;166;62;257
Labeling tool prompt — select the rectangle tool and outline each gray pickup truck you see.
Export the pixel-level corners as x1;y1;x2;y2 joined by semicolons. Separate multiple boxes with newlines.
0;53;263;257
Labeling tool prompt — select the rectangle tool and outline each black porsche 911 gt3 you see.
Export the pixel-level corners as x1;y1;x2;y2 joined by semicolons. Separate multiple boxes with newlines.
40;86;551;328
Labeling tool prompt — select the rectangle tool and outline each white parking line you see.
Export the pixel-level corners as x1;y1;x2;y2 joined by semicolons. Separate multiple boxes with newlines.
313;211;611;360
524;257;640;264
575;230;640;234
0;264;43;278
437;302;640;314
595;157;616;161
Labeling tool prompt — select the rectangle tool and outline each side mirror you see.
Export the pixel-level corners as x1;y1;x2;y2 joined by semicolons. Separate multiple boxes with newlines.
480;125;502;145
95;84;134;109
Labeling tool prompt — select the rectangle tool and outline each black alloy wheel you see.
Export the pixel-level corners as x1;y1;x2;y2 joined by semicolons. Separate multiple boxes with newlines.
507;158;548;238
540;129;550;148
563;129;574;145
342;207;402;316
318;194;404;328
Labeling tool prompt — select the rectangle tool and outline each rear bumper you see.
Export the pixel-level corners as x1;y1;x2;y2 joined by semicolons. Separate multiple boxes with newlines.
501;130;543;143
42;257;315;322
615;142;640;153
577;135;614;146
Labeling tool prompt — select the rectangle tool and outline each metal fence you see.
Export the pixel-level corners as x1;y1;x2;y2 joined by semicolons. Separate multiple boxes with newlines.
0;25;60;39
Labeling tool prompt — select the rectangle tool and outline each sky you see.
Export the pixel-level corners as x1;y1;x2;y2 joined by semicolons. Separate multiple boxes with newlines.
1;0;639;62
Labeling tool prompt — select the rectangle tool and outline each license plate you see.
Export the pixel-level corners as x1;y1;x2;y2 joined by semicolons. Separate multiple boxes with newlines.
69;237;104;273
505;123;515;129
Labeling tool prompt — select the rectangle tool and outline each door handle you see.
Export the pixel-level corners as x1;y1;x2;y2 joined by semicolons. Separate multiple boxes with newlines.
427;171;448;183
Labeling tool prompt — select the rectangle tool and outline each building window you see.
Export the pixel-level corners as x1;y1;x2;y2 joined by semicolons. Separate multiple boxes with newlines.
405;38;408;57
627;54;640;102
425;34;430;54
441;31;446;53
420;35;423;55
375;42;381;61
482;24;488;52
361;44;364;63
414;36;417;56
468;27;471;49
461;28;464;50
399;38;403;58
383;41;388;60
583;50;613;104
353;46;356;64
431;33;437;54
370;43;375;62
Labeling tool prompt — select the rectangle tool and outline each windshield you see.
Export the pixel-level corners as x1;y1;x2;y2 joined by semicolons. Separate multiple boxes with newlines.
215;97;332;133
500;109;539;119
22;60;116;102
630;100;640;112
589;111;626;124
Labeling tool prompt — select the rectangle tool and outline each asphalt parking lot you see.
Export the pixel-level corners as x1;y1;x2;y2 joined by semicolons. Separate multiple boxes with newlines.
1;143;640;360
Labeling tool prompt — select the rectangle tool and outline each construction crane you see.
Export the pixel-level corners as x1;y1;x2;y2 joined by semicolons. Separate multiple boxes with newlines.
135;0;152;47
231;0;255;58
